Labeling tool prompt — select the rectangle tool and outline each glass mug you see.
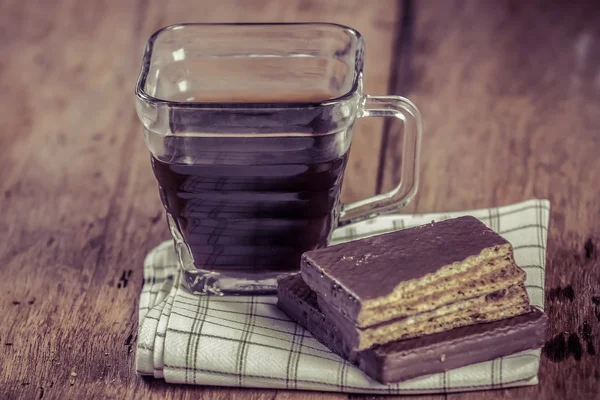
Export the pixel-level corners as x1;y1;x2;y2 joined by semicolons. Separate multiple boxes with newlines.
135;23;422;295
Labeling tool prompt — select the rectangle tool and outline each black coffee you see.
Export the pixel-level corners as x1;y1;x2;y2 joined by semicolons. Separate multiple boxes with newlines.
151;133;348;273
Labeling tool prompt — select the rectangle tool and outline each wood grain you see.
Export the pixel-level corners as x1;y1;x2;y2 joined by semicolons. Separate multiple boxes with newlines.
378;0;600;399
0;0;399;399
1;0;599;399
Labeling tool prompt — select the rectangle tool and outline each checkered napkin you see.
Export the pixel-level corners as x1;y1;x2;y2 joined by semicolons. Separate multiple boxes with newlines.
136;199;550;394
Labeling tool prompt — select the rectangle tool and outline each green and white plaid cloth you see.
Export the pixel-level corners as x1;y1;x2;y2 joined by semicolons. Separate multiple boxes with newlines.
137;199;550;394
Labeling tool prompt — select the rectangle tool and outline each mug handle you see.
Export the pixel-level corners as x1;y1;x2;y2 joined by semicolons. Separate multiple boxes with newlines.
338;95;422;226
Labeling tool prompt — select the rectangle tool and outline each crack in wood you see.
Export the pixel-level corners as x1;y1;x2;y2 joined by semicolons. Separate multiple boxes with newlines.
376;0;415;195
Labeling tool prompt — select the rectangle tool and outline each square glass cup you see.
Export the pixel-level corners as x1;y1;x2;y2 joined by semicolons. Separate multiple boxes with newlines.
135;23;422;295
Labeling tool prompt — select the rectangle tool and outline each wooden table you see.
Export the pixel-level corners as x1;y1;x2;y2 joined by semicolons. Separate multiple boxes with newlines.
1;0;599;398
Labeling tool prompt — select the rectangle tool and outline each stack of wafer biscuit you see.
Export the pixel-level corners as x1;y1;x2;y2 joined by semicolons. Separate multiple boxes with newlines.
277;216;547;384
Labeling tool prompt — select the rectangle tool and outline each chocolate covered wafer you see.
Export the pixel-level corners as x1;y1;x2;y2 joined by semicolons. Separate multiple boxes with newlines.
277;274;547;384
301;216;528;329
317;284;531;350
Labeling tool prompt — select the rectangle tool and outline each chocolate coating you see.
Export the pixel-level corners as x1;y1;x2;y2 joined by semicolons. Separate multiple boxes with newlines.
277;274;546;384
302;216;509;302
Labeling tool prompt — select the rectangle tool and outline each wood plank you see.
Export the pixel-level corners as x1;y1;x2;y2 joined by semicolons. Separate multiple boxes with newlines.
377;0;600;399
0;0;401;399
0;1;144;399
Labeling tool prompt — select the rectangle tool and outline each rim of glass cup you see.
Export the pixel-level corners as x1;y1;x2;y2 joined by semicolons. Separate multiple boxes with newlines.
135;22;364;109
